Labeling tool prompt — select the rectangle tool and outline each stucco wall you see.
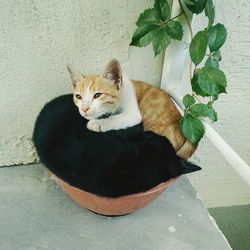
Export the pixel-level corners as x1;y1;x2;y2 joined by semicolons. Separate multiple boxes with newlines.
0;0;164;166
188;0;250;207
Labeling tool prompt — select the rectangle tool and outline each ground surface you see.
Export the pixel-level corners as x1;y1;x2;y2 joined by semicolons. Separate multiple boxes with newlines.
0;164;230;250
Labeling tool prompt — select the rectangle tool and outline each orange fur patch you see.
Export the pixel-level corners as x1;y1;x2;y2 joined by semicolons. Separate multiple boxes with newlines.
73;75;121;109
132;80;196;159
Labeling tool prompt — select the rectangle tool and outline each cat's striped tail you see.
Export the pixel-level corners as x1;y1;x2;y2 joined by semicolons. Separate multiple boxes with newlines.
176;139;197;160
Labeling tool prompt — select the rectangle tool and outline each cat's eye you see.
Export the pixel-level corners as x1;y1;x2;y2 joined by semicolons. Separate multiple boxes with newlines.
75;94;82;100
93;93;102;99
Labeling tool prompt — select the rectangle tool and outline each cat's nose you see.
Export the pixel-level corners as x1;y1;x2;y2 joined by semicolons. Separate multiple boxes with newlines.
82;106;90;113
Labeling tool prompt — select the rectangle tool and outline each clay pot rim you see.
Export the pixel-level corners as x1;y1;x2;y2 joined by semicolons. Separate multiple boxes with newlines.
50;171;176;200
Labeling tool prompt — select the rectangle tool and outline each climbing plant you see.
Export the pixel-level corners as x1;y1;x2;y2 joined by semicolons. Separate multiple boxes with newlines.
130;0;227;144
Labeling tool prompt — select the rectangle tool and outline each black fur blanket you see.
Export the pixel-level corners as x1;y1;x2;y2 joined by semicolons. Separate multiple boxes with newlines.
33;95;200;198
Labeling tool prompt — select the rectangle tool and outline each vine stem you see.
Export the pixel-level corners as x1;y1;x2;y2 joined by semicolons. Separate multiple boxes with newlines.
158;11;184;26
193;93;203;103
177;0;203;104
177;0;193;82
177;0;193;39
168;11;184;23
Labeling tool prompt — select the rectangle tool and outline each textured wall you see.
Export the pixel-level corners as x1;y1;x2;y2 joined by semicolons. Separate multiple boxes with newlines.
0;0;164;166
188;0;250;207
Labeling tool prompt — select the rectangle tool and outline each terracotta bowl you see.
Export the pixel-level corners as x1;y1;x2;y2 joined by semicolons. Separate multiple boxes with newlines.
51;173;176;216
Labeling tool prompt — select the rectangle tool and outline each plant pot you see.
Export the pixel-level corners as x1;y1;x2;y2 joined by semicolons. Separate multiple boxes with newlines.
51;173;176;216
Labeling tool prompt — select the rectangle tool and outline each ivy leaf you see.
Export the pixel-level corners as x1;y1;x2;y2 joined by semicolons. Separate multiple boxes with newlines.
166;20;183;41
212;50;222;61
184;0;206;14
189;30;209;65
212;94;219;101
183;94;196;108
192;67;227;97
152;28;171;56
191;72;204;96
180;114;205;144
205;57;219;68
154;0;171;22
205;0;215;28
189;103;218;122
209;107;218;121
130;24;158;47
136;8;158;26
208;23;227;52
190;103;210;117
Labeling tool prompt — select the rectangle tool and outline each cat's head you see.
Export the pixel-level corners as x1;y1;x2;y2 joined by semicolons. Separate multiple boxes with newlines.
67;59;123;120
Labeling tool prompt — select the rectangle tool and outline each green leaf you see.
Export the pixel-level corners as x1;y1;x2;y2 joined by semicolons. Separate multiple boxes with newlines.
136;8;158;26
205;57;219;68
192;67;227;97
191;72;203;96
130;24;158;47
209;107;218;121
212;50;222;61
152;27;171;56
208;23;227;52
189;30;209;65
190;103;210;117
166;20;183;41
180;114;205;144
184;0;206;14
212;94;219;101
183;94;196;108
205;0;215;28
189;103;217;122
154;0;171;22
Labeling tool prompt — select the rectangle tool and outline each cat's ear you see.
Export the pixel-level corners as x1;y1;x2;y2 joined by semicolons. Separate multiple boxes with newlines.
67;64;84;86
103;59;122;89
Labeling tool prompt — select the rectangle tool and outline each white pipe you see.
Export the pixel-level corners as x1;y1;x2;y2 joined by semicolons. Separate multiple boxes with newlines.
203;123;250;186
167;89;250;186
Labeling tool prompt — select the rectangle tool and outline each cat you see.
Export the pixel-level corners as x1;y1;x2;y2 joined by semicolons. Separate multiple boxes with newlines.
33;94;201;198
67;59;196;159
132;80;196;159
67;59;142;132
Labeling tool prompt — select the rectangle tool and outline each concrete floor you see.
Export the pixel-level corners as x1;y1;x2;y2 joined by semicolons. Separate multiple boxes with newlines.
0;164;231;250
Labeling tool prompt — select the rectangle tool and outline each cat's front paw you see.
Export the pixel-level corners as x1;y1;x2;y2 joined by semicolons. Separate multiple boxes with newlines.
99;121;118;132
87;119;102;132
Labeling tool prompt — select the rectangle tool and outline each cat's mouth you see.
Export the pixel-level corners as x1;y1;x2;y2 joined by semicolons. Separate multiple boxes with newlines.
79;111;92;120
79;111;99;120
79;109;113;120
81;114;93;120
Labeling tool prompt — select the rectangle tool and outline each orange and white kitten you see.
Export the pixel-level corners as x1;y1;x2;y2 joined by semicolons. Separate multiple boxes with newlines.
67;59;142;132
67;59;196;159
